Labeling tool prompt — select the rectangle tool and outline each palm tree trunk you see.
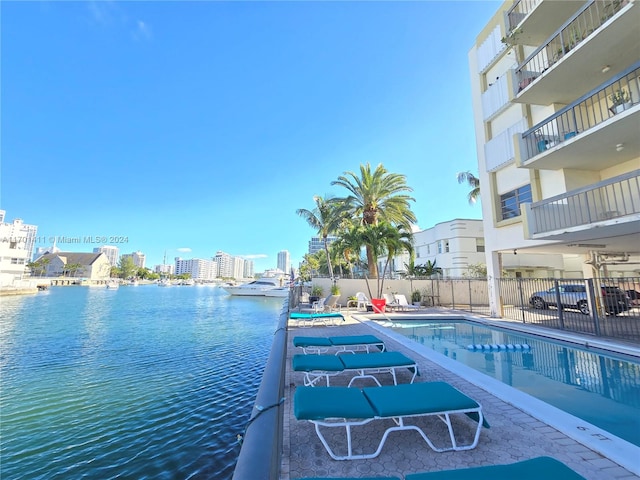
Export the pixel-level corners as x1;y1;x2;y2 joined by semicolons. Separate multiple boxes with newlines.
323;237;334;281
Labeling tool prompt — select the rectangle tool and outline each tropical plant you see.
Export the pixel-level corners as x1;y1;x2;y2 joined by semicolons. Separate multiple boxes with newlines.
117;256;137;279
331;163;416;278
62;262;84;277
610;89;630;107
311;285;324;297
330;283;340;295
411;290;422;303
457;171;480;205
419;259;443;277
296;195;342;282
27;258;50;277
464;263;487;278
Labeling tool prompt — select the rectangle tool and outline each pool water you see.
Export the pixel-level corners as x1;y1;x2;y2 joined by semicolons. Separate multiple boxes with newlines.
387;320;640;447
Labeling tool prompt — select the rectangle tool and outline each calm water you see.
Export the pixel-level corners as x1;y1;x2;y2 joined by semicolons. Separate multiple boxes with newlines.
387;320;640;447
0;285;284;480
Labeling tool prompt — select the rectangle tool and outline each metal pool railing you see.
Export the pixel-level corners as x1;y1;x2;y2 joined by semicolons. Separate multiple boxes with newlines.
232;300;288;480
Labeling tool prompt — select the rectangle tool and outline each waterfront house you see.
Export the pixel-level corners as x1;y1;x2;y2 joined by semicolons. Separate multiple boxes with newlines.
0;210;38;289
34;252;112;281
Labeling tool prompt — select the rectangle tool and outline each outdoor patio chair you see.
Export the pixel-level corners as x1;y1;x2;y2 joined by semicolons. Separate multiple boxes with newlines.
290;312;344;328
355;291;371;311
405;456;585;480
294;381;487;460
292;351;418;386
383;293;401;311
394;294;420;311
292;334;386;354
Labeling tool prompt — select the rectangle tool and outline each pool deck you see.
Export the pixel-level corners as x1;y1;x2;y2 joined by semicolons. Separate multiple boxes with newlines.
281;309;640;480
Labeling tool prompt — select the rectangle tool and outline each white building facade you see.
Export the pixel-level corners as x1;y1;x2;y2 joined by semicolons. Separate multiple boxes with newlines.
0;210;38;287
93;246;120;266
174;257;216;280
277;250;290;274
122;251;146;269
469;0;640;316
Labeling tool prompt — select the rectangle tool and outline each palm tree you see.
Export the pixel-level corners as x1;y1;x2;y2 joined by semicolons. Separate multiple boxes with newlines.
420;259;443;277
296;196;342;281
457;171;480;205
331;163;416;278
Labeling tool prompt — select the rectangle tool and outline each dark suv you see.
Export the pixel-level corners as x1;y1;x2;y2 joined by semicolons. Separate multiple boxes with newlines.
529;284;630;315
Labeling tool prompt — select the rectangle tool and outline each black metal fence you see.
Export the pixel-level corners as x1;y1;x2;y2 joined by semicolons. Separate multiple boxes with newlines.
438;277;640;344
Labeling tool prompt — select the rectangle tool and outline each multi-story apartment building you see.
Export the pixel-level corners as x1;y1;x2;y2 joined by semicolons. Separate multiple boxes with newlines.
277;250;290;274
0;210;38;287
308;235;337;255
155;264;174;275
93;245;120;266
213;251;253;279
121;251;146;269
386;218;579;278
174;257;215;280
469;0;639;316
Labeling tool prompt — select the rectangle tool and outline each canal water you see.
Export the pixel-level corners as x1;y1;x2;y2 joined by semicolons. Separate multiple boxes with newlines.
0;285;283;479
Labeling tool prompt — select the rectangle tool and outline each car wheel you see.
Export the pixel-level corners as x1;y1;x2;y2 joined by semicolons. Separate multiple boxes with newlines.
531;297;547;309
577;300;590;315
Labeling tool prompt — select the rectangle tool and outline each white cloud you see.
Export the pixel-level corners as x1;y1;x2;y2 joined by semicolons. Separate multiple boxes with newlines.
133;20;153;41
242;254;268;259
177;247;192;253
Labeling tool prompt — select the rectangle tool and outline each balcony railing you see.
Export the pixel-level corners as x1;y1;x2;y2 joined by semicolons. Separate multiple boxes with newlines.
506;0;541;33
520;62;640;162
526;170;640;235
485;118;528;172
514;0;626;95
481;72;510;121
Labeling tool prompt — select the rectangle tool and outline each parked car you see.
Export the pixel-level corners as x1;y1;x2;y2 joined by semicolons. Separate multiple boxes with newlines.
529;284;630;315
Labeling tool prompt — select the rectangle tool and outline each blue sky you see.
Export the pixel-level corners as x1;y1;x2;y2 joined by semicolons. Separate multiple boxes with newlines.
1;1;500;273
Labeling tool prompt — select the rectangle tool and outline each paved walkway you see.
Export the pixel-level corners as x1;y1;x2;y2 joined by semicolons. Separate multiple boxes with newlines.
280;313;639;480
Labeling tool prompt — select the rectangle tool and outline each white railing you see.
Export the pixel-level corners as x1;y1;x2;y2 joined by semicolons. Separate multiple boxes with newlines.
485;118;528;172
476;25;505;73
481;72;511;121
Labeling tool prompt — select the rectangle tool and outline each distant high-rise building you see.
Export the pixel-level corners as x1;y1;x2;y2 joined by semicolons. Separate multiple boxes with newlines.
155;264;174;275
174;257;215;280
213;251;252;279
93;245;120;266
308;236;337;255
277;250;290;273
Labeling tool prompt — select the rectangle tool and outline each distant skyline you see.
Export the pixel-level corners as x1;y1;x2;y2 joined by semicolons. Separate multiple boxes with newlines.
2;1;500;272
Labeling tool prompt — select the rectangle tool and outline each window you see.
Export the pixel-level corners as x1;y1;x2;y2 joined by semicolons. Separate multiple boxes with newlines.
444;241;450;253
476;238;485;252
427;244;431;254
437;242;442;254
500;184;532;220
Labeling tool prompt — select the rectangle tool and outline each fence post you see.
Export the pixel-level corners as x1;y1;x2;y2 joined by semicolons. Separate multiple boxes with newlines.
468;279;473;313
518;277;526;323
451;280;455;310
586;278;601;336
553;279;565;329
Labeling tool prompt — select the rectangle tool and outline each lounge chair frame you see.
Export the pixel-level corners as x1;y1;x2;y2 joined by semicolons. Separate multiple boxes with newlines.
293;351;418;387
293;335;386;354
295;382;485;461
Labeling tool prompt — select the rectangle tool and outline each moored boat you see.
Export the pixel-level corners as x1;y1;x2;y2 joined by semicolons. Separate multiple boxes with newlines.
223;275;283;296
264;286;291;297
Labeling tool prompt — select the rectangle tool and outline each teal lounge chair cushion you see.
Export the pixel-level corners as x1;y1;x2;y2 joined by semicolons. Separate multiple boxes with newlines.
339;351;414;369
296;477;400;480
294;386;376;420
363;382;477;416
293;336;332;348
290;312;344;319
405;456;586;480
292;354;344;372
329;335;382;346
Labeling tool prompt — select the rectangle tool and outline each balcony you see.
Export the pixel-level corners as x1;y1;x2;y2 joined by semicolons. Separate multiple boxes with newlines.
513;0;639;106
517;62;640;171
507;0;584;45
524;170;640;241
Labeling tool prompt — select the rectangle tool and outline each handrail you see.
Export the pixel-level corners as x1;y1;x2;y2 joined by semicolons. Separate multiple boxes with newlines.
514;0;626;89
232;300;289;480
520;62;640;161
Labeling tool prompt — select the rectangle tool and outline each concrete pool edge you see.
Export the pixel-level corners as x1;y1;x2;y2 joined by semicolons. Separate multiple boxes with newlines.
360;315;640;477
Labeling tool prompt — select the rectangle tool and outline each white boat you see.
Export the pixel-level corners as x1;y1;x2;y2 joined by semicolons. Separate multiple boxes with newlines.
264;286;291;298
106;281;120;289
222;276;283;296
158;278;172;287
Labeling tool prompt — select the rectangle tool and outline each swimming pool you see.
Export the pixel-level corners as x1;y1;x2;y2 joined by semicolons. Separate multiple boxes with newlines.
382;319;640;448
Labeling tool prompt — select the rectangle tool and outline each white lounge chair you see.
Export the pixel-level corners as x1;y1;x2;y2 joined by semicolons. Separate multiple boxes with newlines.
293;351;418;387
383;293;401;312
294;381;487;460
394;294;420;311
